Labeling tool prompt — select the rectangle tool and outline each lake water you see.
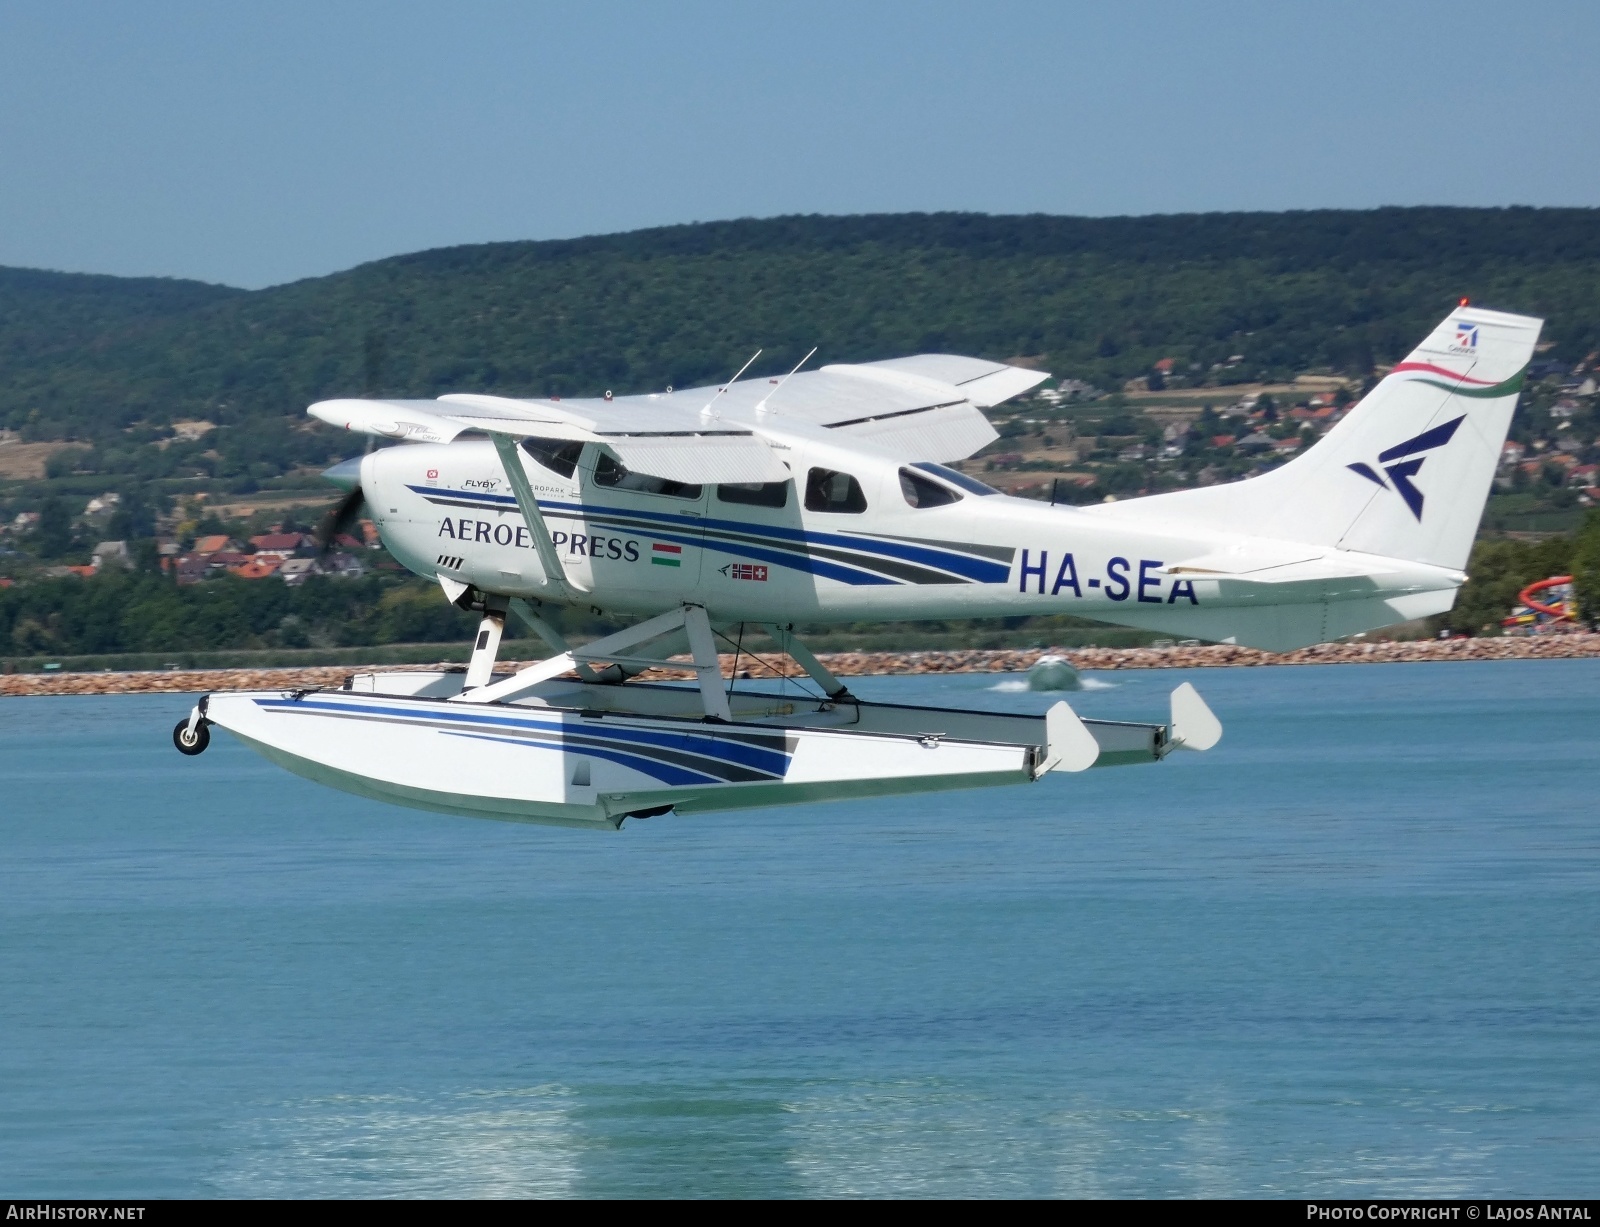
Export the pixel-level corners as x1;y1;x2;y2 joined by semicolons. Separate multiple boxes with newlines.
1;660;1597;1198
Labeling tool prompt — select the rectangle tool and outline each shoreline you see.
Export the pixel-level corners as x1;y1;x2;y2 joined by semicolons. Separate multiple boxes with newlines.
3;633;1598;697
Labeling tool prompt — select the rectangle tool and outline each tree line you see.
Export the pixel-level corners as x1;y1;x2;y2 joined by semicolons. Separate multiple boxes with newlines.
6;208;1600;481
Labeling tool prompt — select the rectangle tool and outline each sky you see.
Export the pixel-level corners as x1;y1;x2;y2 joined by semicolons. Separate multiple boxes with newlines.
2;0;1597;289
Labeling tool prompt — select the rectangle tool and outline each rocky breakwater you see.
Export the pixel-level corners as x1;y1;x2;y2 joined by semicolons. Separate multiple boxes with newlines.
4;633;1598;698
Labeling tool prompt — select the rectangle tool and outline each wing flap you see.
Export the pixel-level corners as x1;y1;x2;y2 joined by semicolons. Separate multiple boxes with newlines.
856;355;1049;407
829;402;999;462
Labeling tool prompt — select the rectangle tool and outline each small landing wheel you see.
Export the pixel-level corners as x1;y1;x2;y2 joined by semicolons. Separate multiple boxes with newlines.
173;719;210;756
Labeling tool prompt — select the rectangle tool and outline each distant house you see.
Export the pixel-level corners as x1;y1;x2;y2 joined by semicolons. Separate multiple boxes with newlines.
192;534;235;557
1057;379;1101;402
1569;464;1598;488
1501;441;1525;467
323;553;366;579
1236;432;1275;454
1153;358;1176;375
228;556;282;580
91;541;131;572
278;558;320;586
84;493;122;517
1551;399;1581;419
1211;434;1236;448
1272;437;1302;455
174;556;209;585
248;531;306;560
206;550;251;573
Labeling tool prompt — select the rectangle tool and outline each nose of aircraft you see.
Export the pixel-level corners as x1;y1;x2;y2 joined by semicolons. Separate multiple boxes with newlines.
322;455;364;492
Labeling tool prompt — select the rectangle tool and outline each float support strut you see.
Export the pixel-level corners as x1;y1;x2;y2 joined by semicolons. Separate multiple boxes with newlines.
454;604;730;720
463;597;508;689
763;623;852;700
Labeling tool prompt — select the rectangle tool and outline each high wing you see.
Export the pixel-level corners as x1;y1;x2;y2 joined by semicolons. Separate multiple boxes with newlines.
307;355;1046;482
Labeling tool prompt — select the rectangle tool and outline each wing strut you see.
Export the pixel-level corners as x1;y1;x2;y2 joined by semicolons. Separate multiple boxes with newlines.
488;433;588;596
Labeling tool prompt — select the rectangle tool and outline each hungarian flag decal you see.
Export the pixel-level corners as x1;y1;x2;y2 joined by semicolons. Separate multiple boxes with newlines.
650;542;683;567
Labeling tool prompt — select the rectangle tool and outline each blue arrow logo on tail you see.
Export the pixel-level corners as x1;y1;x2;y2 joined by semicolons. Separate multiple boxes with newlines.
1346;415;1466;520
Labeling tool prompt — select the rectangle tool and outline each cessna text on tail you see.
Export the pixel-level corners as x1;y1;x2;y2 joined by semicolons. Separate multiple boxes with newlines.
175;305;1541;828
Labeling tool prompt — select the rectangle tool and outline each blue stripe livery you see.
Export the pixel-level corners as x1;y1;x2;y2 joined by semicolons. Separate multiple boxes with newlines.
257;696;792;787
408;485;1009;586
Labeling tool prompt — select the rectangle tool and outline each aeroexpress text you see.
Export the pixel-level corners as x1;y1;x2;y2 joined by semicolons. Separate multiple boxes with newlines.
1017;550;1198;604
438;517;641;561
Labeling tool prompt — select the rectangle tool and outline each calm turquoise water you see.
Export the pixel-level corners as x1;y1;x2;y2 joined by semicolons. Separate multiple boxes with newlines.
1;661;1597;1198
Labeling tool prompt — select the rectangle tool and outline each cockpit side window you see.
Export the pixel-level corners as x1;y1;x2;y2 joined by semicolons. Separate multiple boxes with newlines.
717;481;790;508
593;452;703;500
521;437;583;479
804;468;868;514
898;467;962;508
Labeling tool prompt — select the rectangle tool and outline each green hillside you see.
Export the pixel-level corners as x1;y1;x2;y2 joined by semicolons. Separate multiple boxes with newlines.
6;208;1600;460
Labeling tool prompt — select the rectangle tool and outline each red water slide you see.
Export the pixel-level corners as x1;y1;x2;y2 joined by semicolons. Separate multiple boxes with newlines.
1518;575;1575;619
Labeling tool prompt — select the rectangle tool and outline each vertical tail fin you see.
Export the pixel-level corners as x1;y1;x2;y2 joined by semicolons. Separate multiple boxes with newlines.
1102;305;1543;571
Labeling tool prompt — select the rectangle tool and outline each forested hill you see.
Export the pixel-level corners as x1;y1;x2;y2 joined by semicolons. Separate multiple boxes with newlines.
6;207;1600;455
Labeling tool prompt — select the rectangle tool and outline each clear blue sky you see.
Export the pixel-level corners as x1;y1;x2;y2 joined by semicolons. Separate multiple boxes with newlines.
2;1;1596;289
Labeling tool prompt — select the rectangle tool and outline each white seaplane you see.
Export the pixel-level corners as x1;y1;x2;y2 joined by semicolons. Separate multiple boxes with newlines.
174;304;1541;829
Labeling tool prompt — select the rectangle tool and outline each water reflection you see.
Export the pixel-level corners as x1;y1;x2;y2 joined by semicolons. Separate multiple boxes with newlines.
220;1086;581;1198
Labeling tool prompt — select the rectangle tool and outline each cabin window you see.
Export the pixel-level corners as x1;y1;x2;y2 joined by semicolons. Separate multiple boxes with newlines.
521;437;582;479
898;467;962;508
911;461;998;496
804;468;868;514
593;452;703;499
717;481;789;508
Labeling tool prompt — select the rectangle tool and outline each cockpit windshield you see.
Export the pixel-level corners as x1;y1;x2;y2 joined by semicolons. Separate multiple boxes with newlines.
910;462;999;496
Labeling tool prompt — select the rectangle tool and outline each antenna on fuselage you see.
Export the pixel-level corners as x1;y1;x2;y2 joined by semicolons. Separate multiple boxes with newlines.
700;349;762;420
756;346;817;416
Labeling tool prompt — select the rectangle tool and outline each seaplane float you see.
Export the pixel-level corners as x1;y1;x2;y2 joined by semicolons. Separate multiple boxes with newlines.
174;305;1542;829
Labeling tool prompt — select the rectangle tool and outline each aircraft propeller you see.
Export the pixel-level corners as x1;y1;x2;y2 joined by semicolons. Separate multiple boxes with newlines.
314;456;367;559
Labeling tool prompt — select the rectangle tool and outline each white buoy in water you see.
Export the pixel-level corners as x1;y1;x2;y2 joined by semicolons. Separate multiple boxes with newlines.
1027;654;1081;691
